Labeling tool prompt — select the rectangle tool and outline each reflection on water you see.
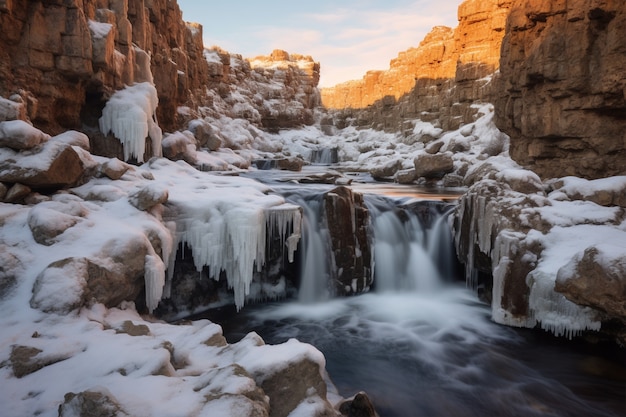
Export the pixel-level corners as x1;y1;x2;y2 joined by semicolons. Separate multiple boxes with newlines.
219;288;625;417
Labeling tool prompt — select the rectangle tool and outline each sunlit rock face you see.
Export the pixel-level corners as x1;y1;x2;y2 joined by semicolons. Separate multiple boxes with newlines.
320;0;512;133
494;0;626;180
0;0;208;135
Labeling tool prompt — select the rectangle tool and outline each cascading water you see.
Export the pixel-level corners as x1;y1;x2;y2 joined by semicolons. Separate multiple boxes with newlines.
214;186;625;417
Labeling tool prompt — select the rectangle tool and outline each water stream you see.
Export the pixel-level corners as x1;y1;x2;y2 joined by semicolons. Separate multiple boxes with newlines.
205;178;625;417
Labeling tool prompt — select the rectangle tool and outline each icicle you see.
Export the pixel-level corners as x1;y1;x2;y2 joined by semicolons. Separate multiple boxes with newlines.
265;203;302;263
144;253;166;313
527;271;601;339
99;82;163;163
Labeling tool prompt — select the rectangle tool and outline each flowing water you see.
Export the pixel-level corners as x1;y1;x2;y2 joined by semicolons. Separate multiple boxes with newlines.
206;179;625;417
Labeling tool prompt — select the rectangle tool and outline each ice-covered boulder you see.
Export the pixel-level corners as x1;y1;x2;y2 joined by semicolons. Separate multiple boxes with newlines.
455;174;626;340
128;183;169;211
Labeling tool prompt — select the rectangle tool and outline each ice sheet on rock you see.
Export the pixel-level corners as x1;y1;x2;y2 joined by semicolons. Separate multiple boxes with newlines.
148;159;301;311
99;82;162;163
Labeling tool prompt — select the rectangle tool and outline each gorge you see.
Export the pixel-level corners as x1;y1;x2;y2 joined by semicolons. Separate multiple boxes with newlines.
0;0;625;416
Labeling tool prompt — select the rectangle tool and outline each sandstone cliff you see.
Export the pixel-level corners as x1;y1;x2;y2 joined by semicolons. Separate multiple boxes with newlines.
0;0;208;135
321;0;512;133
494;0;626;180
0;1;320;164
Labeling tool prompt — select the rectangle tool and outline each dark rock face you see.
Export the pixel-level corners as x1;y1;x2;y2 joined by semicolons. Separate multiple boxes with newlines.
494;0;626;180
324;186;373;295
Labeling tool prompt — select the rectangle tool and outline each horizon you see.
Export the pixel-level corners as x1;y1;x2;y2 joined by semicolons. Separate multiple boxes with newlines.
176;0;461;88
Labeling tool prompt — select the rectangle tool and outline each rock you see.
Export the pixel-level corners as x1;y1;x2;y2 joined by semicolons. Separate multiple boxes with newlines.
129;184;169;211
4;183;31;203
414;153;454;179
395;168;417;184
276;157;304;172
425;141;444;154
0;182;7;200
494;0;626;180
0;247;21;300
27;202;83;245
338;392;379;417
188;120;222;151
260;358;333;417
370;158;402;180
0;141;86;189
31;232;152;313
324;187;372;295
162;131;197;161
58;388;128;417
0;120;49;149
116;320;151;337
10;345;44;378
556;246;626;320
101;158;130;180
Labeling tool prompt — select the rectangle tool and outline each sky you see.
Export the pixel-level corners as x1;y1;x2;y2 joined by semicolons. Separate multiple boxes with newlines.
176;0;461;87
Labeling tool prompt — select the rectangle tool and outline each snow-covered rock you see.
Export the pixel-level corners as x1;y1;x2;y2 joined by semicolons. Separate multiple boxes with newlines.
0;120;49;150
455;172;626;340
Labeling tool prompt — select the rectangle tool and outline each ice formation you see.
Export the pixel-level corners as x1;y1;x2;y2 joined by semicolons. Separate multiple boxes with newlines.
168;202;302;310
99;82;163;163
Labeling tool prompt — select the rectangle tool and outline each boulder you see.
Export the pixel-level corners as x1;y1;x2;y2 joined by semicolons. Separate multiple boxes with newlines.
338;392;379;417
4;183;31;203
370;158;402;180
129;183;169;211
58;389;128;417
0;120;49;150
27;203;82;245
0;140;86;189
276;157;304;172
100;158;131;180
414;153;454;179
324;186;372;295
556;246;626;320
260;358;333;417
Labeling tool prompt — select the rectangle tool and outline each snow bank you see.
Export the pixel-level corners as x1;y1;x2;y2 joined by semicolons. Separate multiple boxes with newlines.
99;82;163;163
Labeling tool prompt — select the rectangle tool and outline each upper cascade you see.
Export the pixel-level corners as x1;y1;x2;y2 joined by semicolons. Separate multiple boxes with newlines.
320;0;512;110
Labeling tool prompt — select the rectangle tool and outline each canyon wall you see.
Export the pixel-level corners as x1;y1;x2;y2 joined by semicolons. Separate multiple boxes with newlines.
494;0;626;180
0;0;208;135
321;0;512;133
0;1;320;162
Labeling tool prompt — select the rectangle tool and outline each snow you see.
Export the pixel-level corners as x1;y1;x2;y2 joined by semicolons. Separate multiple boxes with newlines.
99;82;163;163
88;20;112;39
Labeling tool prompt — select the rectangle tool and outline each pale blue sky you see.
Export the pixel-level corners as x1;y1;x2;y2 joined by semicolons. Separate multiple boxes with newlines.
177;0;461;87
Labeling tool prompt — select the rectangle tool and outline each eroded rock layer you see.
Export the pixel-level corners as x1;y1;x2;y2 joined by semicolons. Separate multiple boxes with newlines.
494;0;626;180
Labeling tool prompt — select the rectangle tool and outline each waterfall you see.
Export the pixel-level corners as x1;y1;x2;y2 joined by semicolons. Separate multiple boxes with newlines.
310;147;338;165
367;197;455;293
284;189;458;302
283;190;332;303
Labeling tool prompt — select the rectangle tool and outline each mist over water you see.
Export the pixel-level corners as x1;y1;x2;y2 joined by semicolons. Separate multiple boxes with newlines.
218;185;625;417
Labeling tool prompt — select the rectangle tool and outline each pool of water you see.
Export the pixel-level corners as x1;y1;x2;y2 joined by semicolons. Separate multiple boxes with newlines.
215;288;625;417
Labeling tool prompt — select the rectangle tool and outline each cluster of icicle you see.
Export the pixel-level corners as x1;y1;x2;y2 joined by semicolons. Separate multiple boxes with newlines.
99;82;163;163
164;203;302;311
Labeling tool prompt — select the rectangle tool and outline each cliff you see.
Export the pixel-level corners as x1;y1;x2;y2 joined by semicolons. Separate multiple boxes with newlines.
0;1;320;163
494;0;626;180
0;0;208;135
320;0;512;132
